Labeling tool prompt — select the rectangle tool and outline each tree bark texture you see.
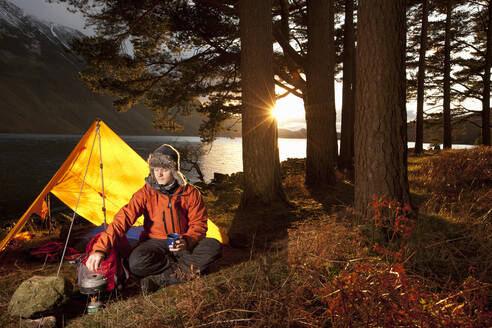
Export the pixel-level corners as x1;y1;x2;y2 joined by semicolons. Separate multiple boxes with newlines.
339;0;356;169
415;0;429;154
305;0;337;187
483;1;491;146
239;0;286;206
443;0;453;149
354;0;411;216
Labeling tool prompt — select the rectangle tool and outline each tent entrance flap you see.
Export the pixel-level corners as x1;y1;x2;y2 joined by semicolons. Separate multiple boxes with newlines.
0;120;228;251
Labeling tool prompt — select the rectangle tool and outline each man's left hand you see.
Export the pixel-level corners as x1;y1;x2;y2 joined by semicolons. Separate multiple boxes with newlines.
169;238;187;252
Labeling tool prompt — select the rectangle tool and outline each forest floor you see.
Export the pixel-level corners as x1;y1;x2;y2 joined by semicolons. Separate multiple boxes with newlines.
0;146;491;327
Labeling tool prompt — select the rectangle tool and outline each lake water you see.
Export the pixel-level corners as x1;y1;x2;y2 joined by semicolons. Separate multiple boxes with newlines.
0;134;472;223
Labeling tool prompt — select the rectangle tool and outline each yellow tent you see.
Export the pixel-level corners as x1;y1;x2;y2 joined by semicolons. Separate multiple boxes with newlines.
0;120;228;251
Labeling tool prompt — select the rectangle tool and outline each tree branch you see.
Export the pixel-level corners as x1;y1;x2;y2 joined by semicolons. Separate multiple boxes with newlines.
458;40;485;57
276;90;290;100
114;0;161;43
194;0;239;16
273;24;306;69
274;78;303;98
274;66;306;92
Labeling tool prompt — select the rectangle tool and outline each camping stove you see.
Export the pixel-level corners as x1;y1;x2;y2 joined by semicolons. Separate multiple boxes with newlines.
80;273;107;314
80;273;107;295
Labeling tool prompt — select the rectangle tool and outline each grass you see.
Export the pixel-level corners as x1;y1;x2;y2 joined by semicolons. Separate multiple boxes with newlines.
0;148;491;327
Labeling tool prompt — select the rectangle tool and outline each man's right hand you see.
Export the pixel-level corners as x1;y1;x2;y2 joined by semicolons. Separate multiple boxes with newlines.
86;252;104;272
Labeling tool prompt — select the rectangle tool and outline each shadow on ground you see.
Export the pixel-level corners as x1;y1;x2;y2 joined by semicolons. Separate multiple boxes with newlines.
308;178;355;215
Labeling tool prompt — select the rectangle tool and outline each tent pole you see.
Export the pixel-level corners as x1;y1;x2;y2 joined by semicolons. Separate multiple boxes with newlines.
97;120;108;229
47;194;51;235
57;125;99;277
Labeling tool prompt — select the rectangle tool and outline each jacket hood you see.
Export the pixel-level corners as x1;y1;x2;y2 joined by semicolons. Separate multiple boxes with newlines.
146;144;187;187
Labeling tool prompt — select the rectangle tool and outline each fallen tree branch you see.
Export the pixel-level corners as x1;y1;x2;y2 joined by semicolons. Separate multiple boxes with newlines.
435;283;492;305
195;318;260;327
424;236;471;249
203;308;257;320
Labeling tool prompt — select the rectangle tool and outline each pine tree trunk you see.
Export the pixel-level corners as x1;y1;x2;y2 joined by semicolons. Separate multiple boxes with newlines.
415;0;428;154
443;0;453;149
239;0;287;207
279;0;290;37
483;1;491;146
354;0;411;216
305;0;337;187
339;0;356;169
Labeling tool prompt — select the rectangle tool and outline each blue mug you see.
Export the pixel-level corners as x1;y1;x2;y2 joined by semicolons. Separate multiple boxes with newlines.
166;233;180;249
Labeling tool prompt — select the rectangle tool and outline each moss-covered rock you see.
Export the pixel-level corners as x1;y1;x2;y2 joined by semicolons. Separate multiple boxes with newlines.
8;275;72;318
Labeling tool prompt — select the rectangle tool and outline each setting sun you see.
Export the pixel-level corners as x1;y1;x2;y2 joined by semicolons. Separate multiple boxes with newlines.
271;105;302;123
271;94;306;130
271;106;283;121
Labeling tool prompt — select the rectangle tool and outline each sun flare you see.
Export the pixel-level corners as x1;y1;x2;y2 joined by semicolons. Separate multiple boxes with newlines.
271;106;283;121
271;94;306;130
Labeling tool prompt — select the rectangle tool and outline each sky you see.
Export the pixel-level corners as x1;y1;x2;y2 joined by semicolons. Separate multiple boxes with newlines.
274;84;344;131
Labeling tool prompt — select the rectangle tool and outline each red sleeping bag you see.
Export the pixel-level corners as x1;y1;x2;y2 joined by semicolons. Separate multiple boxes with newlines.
78;233;132;291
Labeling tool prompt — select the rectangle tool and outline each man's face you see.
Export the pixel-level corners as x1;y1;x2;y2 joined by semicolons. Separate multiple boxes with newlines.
153;167;174;185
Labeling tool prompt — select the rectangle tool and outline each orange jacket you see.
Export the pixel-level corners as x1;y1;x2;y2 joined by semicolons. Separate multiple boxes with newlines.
92;184;208;255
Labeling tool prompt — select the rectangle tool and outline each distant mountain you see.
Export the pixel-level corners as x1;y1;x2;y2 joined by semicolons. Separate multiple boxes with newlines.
0;0;163;135
407;114;482;145
278;128;306;138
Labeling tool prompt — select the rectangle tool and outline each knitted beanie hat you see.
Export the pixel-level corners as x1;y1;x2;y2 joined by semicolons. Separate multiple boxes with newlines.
146;144;187;186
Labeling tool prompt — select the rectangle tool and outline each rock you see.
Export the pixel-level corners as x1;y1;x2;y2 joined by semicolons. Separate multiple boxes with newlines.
8;275;72;318
21;316;56;328
213;172;228;183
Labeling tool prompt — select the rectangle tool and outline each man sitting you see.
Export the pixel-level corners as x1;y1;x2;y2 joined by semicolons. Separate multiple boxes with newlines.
85;144;222;293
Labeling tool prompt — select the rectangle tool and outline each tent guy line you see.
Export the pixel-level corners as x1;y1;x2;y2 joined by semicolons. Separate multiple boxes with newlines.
58;121;101;277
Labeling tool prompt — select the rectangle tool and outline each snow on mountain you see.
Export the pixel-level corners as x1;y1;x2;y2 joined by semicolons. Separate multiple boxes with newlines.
0;0;84;62
50;23;69;48
0;0;24;30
